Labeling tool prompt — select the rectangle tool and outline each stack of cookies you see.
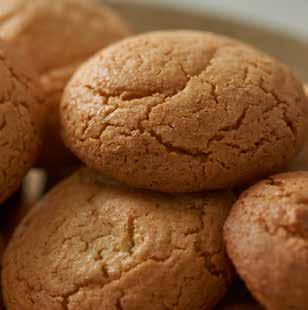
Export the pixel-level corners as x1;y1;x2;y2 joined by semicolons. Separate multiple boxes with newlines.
0;1;308;309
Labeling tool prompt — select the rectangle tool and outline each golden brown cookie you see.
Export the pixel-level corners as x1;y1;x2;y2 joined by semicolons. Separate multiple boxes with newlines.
61;30;308;193
224;171;308;310
0;40;44;204
3;167;234;310
0;0;131;167
286;84;308;171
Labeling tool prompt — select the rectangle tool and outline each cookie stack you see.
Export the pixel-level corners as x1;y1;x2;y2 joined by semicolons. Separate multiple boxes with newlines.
0;1;308;310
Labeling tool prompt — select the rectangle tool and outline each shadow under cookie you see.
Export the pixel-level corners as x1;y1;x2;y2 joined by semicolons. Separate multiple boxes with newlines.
217;279;263;309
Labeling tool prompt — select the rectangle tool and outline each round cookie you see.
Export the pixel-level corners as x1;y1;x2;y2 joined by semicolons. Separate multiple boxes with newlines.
0;0;131;167
0;40;44;204
224;171;308;310
286;84;308;171
61;30;308;193
2;167;234;310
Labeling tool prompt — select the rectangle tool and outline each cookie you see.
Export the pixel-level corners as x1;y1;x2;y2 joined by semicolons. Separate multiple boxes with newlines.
224;171;308;310
0;40;44;204
286;84;308;171
2;167;234;310
61;30;308;193
0;0;131;167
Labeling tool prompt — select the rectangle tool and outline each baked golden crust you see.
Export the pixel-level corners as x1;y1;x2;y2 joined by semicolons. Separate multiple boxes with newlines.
224;171;308;310
61;30;308;192
3;167;234;310
0;40;44;204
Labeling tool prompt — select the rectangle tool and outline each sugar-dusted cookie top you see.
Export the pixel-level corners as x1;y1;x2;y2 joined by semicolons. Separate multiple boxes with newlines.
3;167;234;310
224;171;308;310
61;30;308;192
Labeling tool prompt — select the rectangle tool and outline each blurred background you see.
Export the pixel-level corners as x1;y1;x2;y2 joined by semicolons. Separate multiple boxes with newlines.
107;0;308;80
109;0;308;39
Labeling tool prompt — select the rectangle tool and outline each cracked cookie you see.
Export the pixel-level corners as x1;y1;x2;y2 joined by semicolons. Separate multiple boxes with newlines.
61;30;308;193
224;171;308;310
2;167;234;310
0;40;44;204
0;0;131;167
286;84;308;171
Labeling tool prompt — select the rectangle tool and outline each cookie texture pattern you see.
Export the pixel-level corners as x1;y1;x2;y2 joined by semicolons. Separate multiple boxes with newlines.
61;31;308;192
3;167;234;310
0;0;131;167
0;40;44;204
224;171;308;310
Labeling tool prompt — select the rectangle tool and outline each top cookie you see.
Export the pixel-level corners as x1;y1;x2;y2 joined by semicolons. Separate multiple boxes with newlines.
61;30;308;193
0;0;131;167
0;40;44;204
224;171;308;310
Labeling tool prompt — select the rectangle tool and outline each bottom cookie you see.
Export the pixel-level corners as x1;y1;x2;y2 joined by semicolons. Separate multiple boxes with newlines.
3;167;234;310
